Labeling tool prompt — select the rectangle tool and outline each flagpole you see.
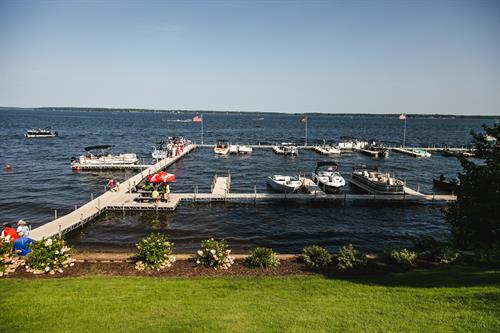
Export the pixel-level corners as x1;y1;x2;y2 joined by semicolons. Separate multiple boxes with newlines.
305;117;308;146
403;117;406;147
201;114;204;144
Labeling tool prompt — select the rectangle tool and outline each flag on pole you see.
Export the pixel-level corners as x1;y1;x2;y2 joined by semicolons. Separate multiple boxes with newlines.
192;115;203;123
399;114;406;120
301;117;307;122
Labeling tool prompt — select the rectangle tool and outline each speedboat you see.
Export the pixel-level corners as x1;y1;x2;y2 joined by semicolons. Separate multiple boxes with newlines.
338;137;368;151
272;143;298;155
312;162;345;193
214;140;230;155
366;140;390;158
71;145;138;169
267;175;303;193
229;145;239;154
313;144;341;155
25;127;58;138
238;145;253;154
349;165;404;194
412;149;431;158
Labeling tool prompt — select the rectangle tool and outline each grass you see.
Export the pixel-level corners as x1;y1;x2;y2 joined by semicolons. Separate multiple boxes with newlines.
1;265;499;333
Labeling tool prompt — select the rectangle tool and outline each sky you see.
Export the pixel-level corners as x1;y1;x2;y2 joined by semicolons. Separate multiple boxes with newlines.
0;0;499;114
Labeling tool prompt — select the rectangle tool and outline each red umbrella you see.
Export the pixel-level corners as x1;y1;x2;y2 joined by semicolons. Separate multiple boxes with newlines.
148;171;176;183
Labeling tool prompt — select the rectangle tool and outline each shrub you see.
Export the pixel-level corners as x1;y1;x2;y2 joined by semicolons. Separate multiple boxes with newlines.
300;245;332;270
336;244;367;271
25;237;74;275
135;233;175;271
435;245;460;264
195;238;234;270
0;238;25;277
244;247;280;269
389;248;417;266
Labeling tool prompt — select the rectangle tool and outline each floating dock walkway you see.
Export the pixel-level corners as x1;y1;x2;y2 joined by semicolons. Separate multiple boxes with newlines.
30;142;461;241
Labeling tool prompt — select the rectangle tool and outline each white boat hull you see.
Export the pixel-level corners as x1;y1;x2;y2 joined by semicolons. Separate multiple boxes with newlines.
312;172;345;193
238;145;253;154
267;175;302;193
73;153;138;167
214;147;230;155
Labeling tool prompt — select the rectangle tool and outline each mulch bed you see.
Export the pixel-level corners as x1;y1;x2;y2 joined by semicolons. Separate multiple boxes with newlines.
6;258;316;279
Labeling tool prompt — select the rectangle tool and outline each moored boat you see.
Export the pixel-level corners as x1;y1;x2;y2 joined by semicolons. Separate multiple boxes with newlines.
214;140;230;155
229;145;239;154
267;175;303;193
312;161;345;193
349;165;404;194
238;145;253;154
71;145;138;169
25;127;58;138
433;174;458;193
412;149;432;158
272;143;298;155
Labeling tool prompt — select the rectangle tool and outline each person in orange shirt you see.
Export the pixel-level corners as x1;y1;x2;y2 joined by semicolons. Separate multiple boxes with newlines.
1;223;18;242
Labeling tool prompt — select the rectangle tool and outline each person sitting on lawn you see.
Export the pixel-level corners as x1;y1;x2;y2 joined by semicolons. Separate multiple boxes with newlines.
1;223;18;242
12;231;34;256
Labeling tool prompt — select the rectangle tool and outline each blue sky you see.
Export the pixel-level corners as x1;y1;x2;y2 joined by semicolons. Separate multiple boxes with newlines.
0;0;499;114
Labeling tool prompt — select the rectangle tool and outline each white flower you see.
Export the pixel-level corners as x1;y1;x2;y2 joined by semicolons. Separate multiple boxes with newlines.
210;249;216;254
197;250;203;256
44;266;50;272
44;239;53;246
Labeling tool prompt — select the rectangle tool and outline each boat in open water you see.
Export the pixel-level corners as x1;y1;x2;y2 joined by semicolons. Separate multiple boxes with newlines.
71;145;138;169
349;165;404;194
267;175;303;193
312;161;345;193
25;127;58;138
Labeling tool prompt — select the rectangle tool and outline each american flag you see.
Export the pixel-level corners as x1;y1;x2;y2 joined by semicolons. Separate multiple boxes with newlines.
301;117;307;122
399;114;406;120
192;115;203;123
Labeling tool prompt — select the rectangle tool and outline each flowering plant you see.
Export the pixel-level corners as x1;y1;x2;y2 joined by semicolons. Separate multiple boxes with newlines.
195;238;234;270
25;237;75;275
0;238;25;277
135;233;175;271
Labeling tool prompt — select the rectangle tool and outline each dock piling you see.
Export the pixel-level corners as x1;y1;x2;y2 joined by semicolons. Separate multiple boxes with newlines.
91;193;94;201
58;225;61;238
54;209;57;220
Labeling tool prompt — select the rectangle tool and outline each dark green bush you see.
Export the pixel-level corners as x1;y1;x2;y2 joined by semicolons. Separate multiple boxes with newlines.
336;244;367;271
300;245;332;270
244;247;280;269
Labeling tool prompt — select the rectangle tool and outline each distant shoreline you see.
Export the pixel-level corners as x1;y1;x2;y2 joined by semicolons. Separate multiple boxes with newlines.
0;106;498;118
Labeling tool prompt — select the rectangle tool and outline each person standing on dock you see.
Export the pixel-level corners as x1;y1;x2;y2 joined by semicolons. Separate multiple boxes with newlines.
16;220;29;237
163;183;170;202
108;177;115;191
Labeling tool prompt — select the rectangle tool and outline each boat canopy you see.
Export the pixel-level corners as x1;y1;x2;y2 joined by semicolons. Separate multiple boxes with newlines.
84;145;114;151
315;161;339;172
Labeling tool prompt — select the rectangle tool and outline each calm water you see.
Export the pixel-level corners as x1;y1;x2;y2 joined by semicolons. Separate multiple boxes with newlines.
0;108;496;252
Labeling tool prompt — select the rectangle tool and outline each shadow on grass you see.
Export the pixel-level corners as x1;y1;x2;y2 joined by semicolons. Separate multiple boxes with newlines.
320;263;500;288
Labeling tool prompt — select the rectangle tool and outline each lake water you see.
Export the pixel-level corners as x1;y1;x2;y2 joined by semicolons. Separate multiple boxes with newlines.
0;108;496;253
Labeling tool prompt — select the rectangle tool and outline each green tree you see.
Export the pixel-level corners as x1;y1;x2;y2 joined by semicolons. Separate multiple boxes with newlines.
446;123;499;254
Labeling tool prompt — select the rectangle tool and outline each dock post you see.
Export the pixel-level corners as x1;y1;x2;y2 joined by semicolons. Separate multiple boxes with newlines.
122;203;125;212
74;205;77;210
432;192;435;204
54;209;57;220
417;184;420;193
58;225;62;238
104;185;107;193
91;193;94;201
254;185;257;204
98;198;101;212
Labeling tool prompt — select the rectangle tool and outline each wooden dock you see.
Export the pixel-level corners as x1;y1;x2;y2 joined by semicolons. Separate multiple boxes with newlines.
212;175;231;195
301;178;326;196
390;147;431;158
29;144;197;241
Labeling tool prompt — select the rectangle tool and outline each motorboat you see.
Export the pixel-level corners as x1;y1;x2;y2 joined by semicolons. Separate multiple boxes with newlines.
349;165;405;194
313;144;341;155
25;127;58;138
152;142;168;159
338;137;368;150
238;145;253;154
214;140;230;155
366;140;390;158
229;145;239;154
272;143;298;155
433;175;458;193
312;161;345;193
71;145;138;169
267;175;303;193
412;149;431;158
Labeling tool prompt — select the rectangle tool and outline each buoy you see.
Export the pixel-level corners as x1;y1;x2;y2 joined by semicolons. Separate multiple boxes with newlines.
6;164;11;171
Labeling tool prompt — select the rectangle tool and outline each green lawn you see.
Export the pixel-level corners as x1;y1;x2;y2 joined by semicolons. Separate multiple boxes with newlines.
1;266;499;333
